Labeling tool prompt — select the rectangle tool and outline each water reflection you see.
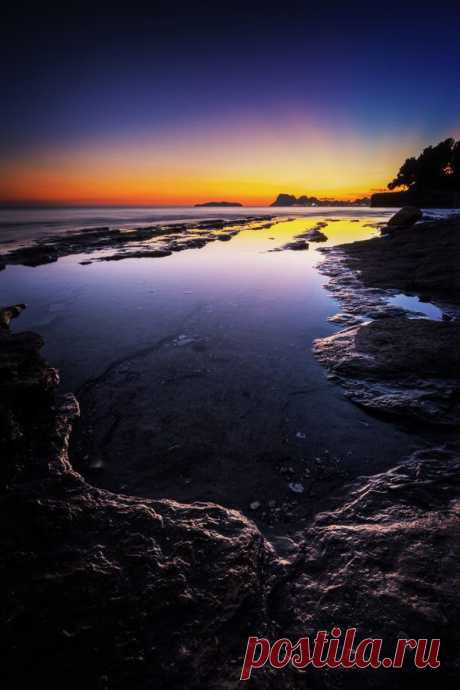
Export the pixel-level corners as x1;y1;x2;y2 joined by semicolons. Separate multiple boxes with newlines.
1;216;383;390
388;293;443;320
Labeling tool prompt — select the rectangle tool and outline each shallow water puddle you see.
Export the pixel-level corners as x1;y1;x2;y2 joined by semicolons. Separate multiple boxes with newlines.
387;293;443;320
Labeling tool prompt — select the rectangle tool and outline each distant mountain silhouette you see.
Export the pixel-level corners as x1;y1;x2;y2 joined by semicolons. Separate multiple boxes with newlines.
194;201;243;207
271;194;369;207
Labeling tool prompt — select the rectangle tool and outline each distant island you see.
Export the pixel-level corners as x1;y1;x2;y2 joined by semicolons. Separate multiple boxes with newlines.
271;194;370;207
194;201;243;207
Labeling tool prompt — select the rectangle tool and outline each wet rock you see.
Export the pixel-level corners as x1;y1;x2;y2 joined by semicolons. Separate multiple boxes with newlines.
297;227;328;242
341;215;460;305
385;206;422;232
276;446;460;688
2;307;460;688
328;312;362;326
0;307;275;689
314;316;460;425
99;248;173;261
282;239;309;251
0;303;26;329
6;244;59;267
316;223;460;426
1;216;277;268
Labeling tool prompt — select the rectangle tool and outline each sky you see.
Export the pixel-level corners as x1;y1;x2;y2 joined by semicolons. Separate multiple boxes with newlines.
1;1;460;206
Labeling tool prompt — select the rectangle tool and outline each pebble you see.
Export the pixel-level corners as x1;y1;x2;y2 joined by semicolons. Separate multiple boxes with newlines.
288;482;305;494
250;501;261;510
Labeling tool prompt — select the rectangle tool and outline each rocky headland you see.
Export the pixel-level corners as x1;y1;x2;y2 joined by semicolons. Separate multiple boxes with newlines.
271;193;369;207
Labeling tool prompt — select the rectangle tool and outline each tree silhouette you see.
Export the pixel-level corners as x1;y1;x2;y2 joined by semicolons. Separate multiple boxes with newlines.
452;140;460;187
388;157;418;190
388;138;459;192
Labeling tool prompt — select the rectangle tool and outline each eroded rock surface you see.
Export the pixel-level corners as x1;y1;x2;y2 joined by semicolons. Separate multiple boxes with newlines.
275;446;460;688
342;215;460;305
0;305;276;689
1;305;459;689
314;317;460;425
314;216;460;423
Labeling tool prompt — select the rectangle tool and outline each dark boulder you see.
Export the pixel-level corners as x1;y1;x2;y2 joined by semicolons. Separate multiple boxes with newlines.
385;206;422;232
6;244;59;267
283;239;309;251
298;227;328;242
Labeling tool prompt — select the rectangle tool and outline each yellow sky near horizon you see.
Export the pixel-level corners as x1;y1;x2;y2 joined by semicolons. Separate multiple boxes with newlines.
0;120;424;205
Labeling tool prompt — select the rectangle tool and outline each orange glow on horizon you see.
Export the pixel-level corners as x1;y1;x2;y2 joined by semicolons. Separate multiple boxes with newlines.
0;117;425;206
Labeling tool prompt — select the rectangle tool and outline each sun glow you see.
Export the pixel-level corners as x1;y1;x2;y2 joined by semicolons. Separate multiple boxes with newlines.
1;115;423;206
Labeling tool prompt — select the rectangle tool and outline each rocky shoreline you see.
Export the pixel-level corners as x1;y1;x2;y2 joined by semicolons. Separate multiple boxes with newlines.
314;212;460;425
2;212;460;688
0;215;277;268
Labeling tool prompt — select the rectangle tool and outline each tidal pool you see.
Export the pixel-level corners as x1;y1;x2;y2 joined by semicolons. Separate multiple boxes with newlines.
1;209;429;533
388;293;443;320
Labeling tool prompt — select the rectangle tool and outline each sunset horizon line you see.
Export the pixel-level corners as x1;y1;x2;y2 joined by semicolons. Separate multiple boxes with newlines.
0;191;376;209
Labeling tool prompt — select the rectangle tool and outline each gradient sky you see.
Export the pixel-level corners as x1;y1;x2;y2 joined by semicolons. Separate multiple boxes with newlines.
1;1;460;205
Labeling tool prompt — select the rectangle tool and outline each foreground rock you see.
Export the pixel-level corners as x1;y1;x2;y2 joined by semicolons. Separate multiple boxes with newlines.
276;445;460;688
0;305;275;689
2;305;459;688
314;317;460;425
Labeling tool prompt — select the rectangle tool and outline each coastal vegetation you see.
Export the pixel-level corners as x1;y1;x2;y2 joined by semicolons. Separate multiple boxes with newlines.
371;138;460;207
388;138;460;193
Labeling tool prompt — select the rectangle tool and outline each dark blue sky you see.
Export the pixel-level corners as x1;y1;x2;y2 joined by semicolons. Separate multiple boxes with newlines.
2;1;460;203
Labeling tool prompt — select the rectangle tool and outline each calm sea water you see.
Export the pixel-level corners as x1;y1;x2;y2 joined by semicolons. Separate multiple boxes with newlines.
1;205;451;385
1;205;440;499
1;205;446;385
0;206;390;248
